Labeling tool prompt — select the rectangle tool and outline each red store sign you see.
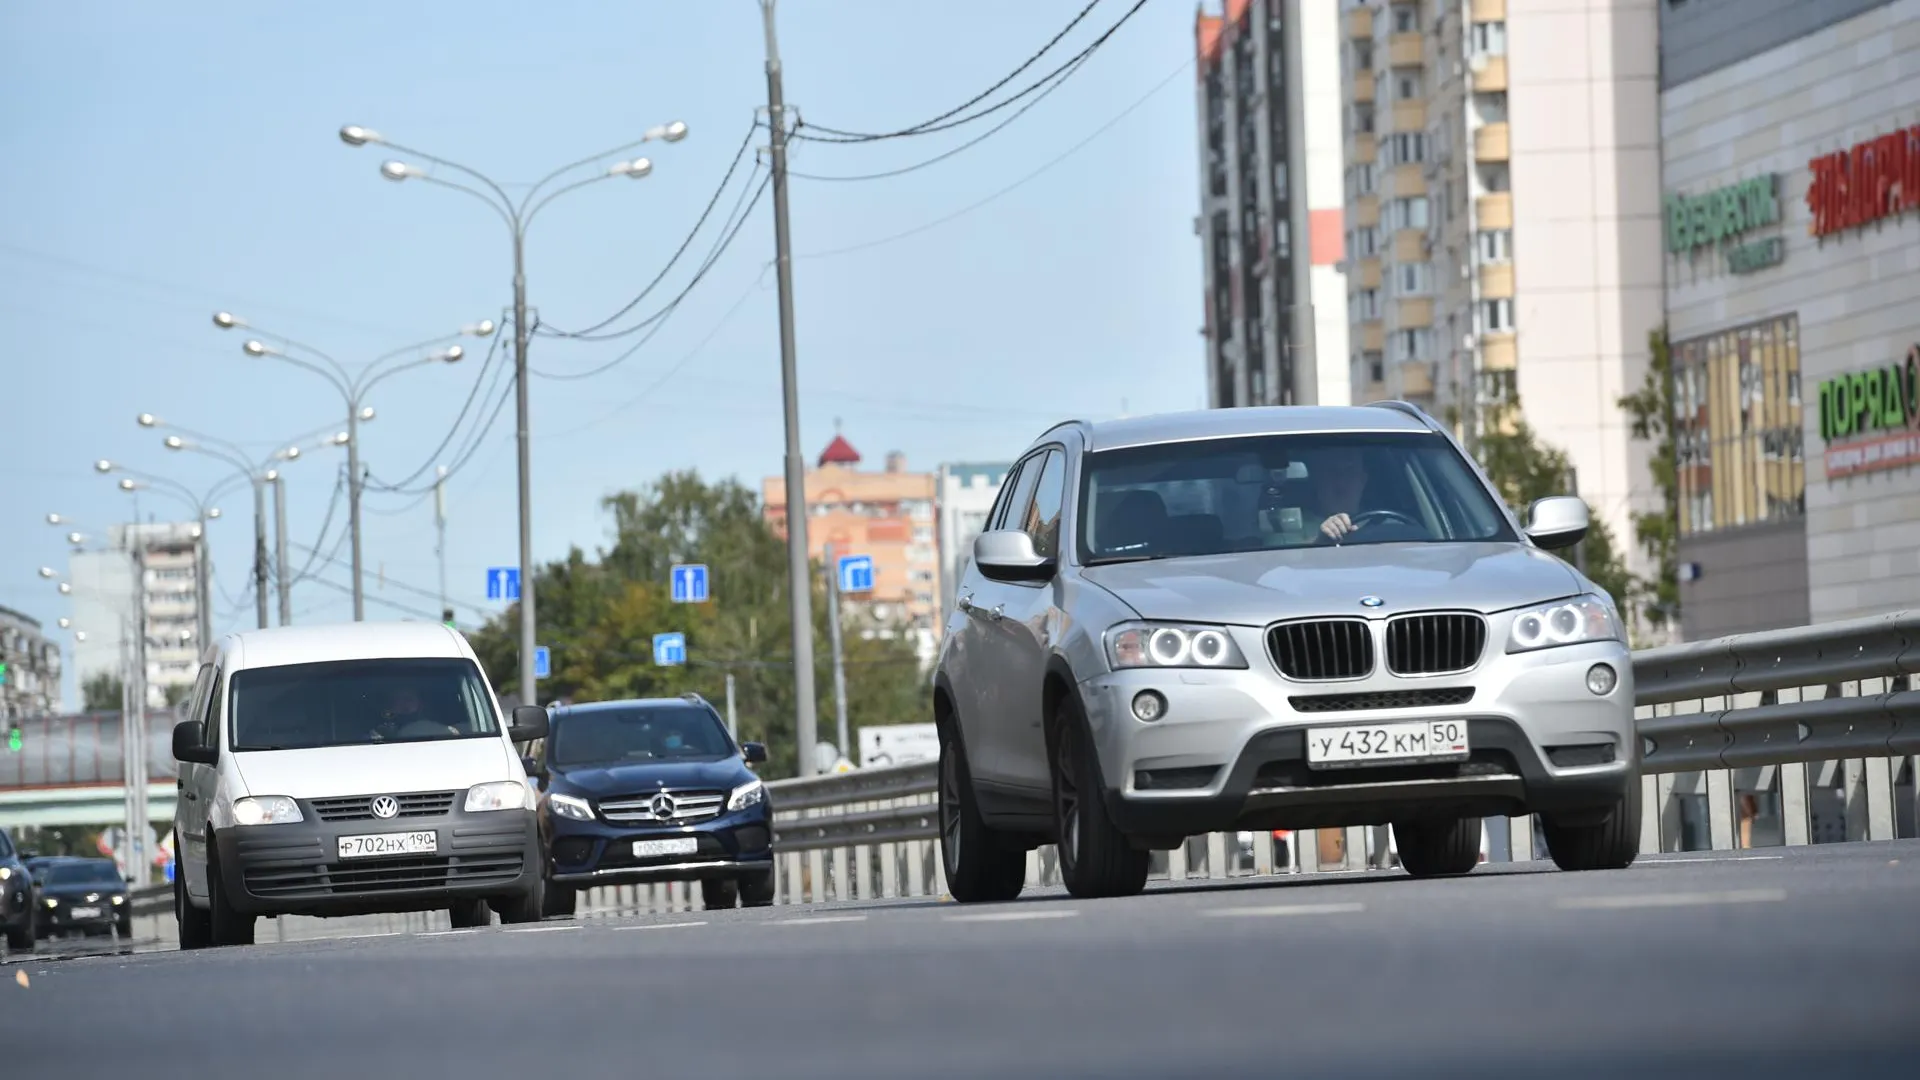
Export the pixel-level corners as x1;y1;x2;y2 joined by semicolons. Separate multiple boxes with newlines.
1806;123;1920;238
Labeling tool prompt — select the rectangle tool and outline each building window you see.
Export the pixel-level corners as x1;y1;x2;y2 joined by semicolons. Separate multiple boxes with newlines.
1366;352;1386;383
1478;163;1511;192
1393;5;1420;33
1388;197;1430;231
1352;104;1375;135
1354;288;1381;319
1395;262;1432;296
1476;229;1511;261
1386;132;1427;165
1394;71;1421;100
1478;299;1514;333
1391;328;1430;361
1470;21;1507;57
1672;315;1805;536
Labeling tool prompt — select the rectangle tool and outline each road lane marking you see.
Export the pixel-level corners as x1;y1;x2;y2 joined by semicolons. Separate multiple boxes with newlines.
1646;856;1784;864
616;921;709;932
505;924;582;933
417;929;477;937
770;915;869;926
944;909;1080;923
1203;902;1366;918
1555;888;1786;911
327;932;402;941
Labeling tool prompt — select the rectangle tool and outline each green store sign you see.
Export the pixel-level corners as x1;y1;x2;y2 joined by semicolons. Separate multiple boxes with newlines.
1664;173;1785;275
1818;347;1920;442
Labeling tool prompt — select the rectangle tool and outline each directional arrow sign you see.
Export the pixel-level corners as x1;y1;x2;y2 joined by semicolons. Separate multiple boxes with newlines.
534;646;550;680
670;563;710;604
486;566;521;601
836;554;874;594
652;632;687;667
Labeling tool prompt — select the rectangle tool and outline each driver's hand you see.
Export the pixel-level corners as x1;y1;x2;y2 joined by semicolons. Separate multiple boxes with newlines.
1320;513;1361;540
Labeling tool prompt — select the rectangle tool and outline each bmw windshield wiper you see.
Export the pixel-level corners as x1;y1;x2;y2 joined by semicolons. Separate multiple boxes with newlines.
1084;553;1173;566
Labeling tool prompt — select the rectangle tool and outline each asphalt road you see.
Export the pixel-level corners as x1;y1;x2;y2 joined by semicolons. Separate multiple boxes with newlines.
6;841;1918;1079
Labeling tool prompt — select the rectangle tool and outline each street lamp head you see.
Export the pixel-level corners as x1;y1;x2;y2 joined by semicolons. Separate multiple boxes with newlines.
164;435;186;450
381;160;422;182
188;522;204;538
243;339;270;357
264;468;279;482
332;431;350;446
207;508;222;520
66;531;84;545
94;459;113;473
280;445;302;461
212;311;243;330
47;512;63;525
57;618;70;630
138;413;159;427
613;157;653;179
339;125;381;147
437;345;464;363
74;631;87;642
465;319;496;338
57;582;72;595
359;405;376;421
646;120;690;143
37;567;55;578
117;478;137;491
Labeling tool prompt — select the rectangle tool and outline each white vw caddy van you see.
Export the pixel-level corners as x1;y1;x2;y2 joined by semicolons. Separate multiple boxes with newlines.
169;621;550;947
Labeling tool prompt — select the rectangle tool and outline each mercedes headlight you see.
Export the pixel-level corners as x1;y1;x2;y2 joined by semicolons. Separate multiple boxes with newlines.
0;866;10;881
547;792;595;821
112;894;126;905
1105;622;1249;670
231;795;303;826
465;780;531;812
728;779;766;811
1505;595;1620;654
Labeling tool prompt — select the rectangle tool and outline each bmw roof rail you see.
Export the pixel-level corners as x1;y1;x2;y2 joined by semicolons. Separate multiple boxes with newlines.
1364;399;1444;431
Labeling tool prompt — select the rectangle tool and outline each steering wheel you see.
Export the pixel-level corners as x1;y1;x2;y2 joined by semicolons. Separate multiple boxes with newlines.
1318;508;1424;545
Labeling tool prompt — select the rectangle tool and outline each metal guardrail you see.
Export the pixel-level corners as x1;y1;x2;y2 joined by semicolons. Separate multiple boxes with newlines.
128;884;171;918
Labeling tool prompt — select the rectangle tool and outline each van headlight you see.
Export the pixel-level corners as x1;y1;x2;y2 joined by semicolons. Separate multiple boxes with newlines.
728;779;766;811
465;781;531;812
547;792;595;821
1105;622;1249;670
1505;595;1620;654
231;795;303;826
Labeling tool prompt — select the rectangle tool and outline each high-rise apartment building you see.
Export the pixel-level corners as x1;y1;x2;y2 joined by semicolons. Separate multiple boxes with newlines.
69;521;205;706
0;605;62;719
1195;0;1351;409
1337;0;1664;566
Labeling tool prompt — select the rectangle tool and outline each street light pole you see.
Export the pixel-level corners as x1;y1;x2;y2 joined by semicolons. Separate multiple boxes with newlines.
511;230;536;704
346;402;364;621
271;472;291;626
761;0;822;776
250;474;269;629
434;466;449;622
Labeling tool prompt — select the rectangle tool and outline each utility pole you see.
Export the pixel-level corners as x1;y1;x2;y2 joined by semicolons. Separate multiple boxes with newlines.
131;541;149;882
512;235;537;707
724;670;738;739
823;543;850;764
250;476;269;629
272;473;291;626
346;401;365;622
1281;0;1317;405
760;0;821;776
434;465;449;626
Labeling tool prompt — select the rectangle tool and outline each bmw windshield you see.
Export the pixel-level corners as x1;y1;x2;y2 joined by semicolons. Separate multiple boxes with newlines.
1078;431;1516;564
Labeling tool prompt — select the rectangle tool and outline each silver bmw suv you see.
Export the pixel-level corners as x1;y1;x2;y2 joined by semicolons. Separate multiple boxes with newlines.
932;402;1640;902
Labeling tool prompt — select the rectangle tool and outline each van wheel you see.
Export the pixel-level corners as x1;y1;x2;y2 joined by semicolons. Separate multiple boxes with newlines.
740;869;776;908
174;839;211;951
493;874;544;924
205;840;256;946
449;898;493;928
700;879;740;910
1392;816;1482;878
4;914;33;953
1053;706;1149;900
938;721;1027;903
540;880;577;919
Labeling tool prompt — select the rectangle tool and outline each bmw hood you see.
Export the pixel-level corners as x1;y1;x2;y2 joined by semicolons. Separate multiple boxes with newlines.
1081;543;1586;624
230;737;519;801
551;759;748;798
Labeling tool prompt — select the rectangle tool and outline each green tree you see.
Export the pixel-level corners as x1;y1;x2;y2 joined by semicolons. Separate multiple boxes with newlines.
82;671;123;712
1617;327;1680;631
467;470;930;778
163;682;194;708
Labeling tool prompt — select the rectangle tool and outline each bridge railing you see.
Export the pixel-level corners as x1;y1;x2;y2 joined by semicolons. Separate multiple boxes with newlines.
0;709;179;789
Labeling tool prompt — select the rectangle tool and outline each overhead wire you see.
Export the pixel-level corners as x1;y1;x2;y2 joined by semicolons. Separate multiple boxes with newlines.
361;325;506;494
289;540;489;619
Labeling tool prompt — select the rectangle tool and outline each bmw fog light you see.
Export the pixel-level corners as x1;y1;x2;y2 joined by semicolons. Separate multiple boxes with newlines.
1585;663;1617;696
1131;690;1167;722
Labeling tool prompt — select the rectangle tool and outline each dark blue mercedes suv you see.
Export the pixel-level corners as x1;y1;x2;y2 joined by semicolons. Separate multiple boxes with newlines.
531;694;775;916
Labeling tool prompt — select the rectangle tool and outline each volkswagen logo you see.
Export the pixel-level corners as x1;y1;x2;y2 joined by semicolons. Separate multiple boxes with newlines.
650;793;677;821
370;795;399;819
1359;596;1385;608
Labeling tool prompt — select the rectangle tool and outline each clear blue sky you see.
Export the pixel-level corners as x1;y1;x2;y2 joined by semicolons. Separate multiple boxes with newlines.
0;0;1204;704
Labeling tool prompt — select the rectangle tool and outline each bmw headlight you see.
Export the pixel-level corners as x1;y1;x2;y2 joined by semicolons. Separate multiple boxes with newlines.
547;792;595;821
1105;622;1249;670
1505;595;1620;654
231;795;303;826
728;779;766;811
464;780;531;812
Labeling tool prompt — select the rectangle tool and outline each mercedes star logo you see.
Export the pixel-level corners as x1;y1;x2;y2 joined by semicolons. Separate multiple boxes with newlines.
1359;596;1385;608
370;795;399;819
650;793;677;821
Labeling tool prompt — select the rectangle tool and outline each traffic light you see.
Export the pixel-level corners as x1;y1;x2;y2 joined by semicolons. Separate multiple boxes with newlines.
0;661;8;686
6;723;19;753
442;608;456;628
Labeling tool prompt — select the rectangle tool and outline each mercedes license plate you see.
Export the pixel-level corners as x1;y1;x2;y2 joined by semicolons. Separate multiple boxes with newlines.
337;831;439;860
70;906;101;920
633;837;699;858
1306;719;1470;769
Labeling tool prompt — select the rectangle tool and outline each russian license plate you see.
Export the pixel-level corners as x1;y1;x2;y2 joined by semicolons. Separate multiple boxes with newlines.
70;906;100;920
337;831;439;860
633;837;699;858
1306;719;1470;769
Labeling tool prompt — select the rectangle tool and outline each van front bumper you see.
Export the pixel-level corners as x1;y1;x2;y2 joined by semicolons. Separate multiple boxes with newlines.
213;806;538;918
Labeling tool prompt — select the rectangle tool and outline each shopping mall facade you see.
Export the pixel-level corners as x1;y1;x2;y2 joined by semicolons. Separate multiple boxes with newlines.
1660;0;1920;640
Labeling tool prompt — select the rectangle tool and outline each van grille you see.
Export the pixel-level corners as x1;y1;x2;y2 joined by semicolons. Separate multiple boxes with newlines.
1266;619;1374;681
310;791;459;822
1384;613;1487;675
242;854;522;898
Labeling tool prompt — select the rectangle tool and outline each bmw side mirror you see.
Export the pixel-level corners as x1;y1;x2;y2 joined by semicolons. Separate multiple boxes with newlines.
974;529;1056;584
508;705;550;742
741;741;768;765
172;720;215;765
1525;495;1590;551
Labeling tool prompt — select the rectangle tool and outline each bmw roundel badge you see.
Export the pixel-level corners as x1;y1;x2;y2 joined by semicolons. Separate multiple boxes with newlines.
1359;596;1385;608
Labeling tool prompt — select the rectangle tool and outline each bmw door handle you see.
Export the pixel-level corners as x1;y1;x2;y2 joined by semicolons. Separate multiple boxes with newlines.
957;594;976;613
985;604;1004;621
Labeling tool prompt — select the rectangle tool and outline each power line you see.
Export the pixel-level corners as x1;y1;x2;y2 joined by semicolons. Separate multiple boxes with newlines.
301;574;446;622
536;123;763;341
361;324;506;494
794;0;1109;143
797;55;1192;261
290;540;488;618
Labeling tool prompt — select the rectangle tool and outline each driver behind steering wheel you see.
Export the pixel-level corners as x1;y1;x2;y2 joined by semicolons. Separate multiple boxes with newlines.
1309;445;1376;542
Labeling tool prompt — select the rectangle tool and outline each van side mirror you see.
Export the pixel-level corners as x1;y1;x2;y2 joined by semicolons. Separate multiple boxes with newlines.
1525;495;1590;551
172;720;215;765
741;741;769;765
508;705;550;742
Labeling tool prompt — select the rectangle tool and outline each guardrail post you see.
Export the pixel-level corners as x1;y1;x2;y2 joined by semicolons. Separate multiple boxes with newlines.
1706;767;1737;850
1207;832;1229;879
906;841;926;898
1166;837;1189;882
1253;830;1275;876
1296;828;1320;873
1509;814;1533;862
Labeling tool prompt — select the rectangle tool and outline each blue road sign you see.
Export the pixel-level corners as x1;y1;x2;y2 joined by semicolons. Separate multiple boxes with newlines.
534;646;550;679
670;563;710;604
486;566;521;601
653;632;687;666
837;554;875;594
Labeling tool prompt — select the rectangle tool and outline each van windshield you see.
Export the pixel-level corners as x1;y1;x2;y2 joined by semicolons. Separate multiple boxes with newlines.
229;657;500;751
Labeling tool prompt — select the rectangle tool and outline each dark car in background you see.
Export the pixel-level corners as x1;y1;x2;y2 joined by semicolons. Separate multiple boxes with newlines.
0;827;34;952
30;857;132;938
530;694;776;916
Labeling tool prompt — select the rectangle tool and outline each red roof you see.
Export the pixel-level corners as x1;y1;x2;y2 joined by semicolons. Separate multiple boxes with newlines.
818;434;861;466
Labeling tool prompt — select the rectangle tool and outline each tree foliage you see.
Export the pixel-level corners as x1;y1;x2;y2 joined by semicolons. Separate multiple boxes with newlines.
1617;327;1680;631
82;671;123;712
466;471;930;778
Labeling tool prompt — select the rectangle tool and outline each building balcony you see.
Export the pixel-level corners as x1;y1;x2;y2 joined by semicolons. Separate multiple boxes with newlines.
1347;7;1373;38
1471;55;1507;93
1480;332;1517;371
1360;321;1386;353
1353;70;1375;104
1399;360;1435;398
1390;100;1427;133
1355;257;1382;289
1471;0;1506;22
1392;229;1427;262
1389;33;1424;67
1474;122;1510;162
1476;192;1512;229
1479;262;1515;299
1353;196;1380;228
1351;133;1377;163
1390;163;1425;197
1395;298;1435;328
